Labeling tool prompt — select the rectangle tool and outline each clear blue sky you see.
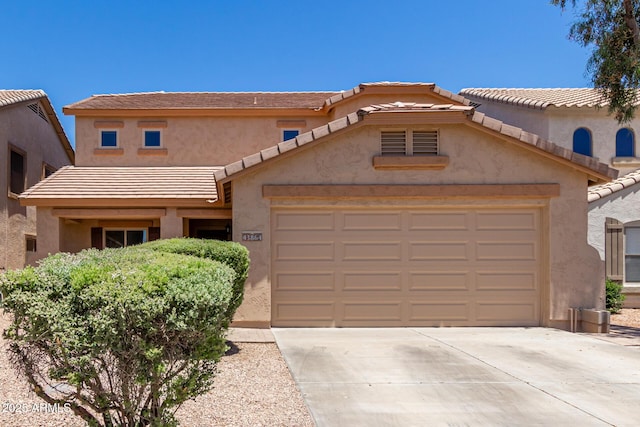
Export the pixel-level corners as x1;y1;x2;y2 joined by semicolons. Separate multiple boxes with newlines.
2;1;589;146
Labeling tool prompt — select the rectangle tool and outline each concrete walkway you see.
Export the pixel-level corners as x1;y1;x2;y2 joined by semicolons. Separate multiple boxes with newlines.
273;327;640;426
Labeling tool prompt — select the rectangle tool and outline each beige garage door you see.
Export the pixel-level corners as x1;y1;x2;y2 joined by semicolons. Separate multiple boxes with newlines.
271;207;542;327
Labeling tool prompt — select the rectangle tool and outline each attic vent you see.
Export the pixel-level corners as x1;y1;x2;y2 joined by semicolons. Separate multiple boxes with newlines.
469;101;482;108
381;131;407;155
26;102;49;123
223;182;232;204
412;131;438;155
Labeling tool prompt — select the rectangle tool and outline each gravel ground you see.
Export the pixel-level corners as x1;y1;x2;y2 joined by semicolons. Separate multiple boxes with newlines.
610;308;640;328
0;312;314;427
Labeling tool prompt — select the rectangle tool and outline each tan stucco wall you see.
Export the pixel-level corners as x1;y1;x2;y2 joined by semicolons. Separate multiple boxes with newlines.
471;100;640;174
0;102;71;270
74;116;328;167
230;123;603;327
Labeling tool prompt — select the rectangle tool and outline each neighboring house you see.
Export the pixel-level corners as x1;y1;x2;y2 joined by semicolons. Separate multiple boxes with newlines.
459;88;640;306
0;90;74;272
21;83;616;331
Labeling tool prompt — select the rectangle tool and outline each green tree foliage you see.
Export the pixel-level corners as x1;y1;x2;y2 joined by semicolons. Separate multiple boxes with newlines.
552;0;640;122
0;242;246;427
606;278;626;313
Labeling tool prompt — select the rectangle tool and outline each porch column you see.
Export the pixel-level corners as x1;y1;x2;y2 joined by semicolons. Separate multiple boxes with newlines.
160;208;183;239
34;207;60;264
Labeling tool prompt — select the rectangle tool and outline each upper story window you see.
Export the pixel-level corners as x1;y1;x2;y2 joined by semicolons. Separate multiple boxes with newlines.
380;130;438;155
42;163;56;180
573;128;592;157
283;129;300;141
100;130;118;148
9;146;26;196
144;130;162;147
616;128;635;157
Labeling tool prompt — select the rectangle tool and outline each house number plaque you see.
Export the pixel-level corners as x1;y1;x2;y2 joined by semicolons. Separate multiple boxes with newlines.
242;232;263;242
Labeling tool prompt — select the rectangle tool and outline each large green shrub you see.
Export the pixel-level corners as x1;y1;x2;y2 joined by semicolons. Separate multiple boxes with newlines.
138;238;249;324
0;247;235;427
606;278;626;314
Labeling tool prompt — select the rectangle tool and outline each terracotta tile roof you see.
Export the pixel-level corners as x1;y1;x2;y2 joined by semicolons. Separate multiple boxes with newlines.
0;90;47;107
63;82;471;113
0;90;74;163
213;102;617;184
458;88;620;110
21;166;220;203
64;91;338;111
588;169;640;202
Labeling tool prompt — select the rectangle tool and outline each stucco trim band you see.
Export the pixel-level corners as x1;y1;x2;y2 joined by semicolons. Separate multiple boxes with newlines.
372;155;449;170
262;184;561;199
52;208;167;218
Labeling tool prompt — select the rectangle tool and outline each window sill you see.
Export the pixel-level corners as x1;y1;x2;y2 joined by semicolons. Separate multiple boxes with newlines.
372;155;449;170
94;148;124;155
612;157;640;167
138;148;168;156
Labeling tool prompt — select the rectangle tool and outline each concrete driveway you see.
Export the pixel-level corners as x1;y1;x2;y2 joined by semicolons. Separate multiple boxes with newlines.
273;328;640;426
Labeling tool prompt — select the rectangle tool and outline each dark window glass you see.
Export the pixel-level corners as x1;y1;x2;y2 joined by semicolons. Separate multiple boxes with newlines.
10;150;25;194
616;128;635;157
144;130;161;147
126;230;145;246
283;130;299;141
101;131;118;147
105;230;125;248
572;128;592;156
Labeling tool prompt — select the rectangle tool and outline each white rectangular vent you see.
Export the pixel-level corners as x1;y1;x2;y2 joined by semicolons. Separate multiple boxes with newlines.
381;131;406;155
412;131;438;155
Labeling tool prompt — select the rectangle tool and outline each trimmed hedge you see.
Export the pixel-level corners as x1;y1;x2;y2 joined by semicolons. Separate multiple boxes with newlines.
138;238;249;324
0;247;237;426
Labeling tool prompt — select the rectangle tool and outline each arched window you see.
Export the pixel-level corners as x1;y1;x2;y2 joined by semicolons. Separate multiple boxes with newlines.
616;128;635;157
573;127;592;156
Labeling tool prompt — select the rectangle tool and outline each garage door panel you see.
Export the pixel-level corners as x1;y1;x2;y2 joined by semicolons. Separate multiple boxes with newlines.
275;242;334;260
341;301;403;322
342;212;402;230
476;211;537;231
275;271;335;291
410;242;469;261
343;272;402;291
409;212;470;230
409;301;471;321
476;272;537;290
275;301;335;322
476;301;538;324
476;242;537;261
342;241;402;261
272;208;542;327
274;212;335;231
409;271;470;291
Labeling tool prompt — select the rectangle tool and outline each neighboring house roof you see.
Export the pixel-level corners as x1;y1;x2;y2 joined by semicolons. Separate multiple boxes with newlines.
0;89;75;163
20;166;219;205
588;169;640;202
63;82;469;115
213;102;617;185
458;88;619;110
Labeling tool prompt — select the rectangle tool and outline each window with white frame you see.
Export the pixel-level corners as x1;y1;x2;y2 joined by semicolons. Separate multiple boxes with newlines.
104;229;147;248
380;130;438;155
100;130;118;148
143;130;162;147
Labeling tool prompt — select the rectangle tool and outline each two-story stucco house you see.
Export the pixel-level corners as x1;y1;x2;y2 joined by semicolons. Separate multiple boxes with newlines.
21;82;617;331
460;88;640;307
0;90;74;272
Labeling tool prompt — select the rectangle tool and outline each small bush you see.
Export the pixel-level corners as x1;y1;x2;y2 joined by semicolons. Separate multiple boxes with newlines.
138;238;249;325
0;247;235;426
606;278;626;314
